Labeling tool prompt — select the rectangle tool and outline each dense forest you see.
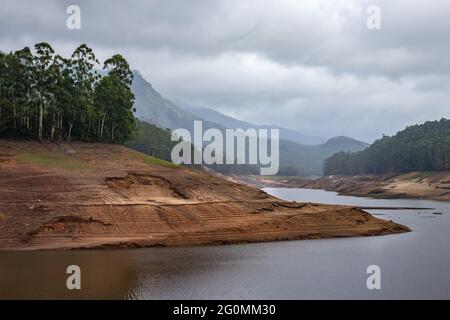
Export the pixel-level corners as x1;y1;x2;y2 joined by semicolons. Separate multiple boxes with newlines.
324;119;450;175
0;43;135;142
125;119;178;161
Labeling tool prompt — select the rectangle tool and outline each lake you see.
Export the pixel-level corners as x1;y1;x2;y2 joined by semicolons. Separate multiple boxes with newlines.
0;188;449;299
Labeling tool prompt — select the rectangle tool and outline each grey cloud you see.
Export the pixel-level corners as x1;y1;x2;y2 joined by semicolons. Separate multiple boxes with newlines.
1;0;449;141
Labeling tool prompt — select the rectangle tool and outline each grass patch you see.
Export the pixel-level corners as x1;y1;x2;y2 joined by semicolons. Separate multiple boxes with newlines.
142;154;180;169
17;152;90;170
404;171;432;181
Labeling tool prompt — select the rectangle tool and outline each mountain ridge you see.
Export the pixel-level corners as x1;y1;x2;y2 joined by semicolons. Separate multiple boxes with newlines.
131;70;369;175
324;118;450;175
183;105;326;145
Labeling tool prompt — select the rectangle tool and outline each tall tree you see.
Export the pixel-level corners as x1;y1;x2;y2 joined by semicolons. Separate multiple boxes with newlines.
33;42;56;140
94;54;135;142
68;44;100;141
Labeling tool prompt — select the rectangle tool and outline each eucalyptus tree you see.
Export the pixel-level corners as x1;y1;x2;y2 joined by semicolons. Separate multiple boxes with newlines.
33;42;56;140
0;43;136;143
51;55;75;140
103;54;133;86
14;47;35;134
95;54;135;142
68;44;100;141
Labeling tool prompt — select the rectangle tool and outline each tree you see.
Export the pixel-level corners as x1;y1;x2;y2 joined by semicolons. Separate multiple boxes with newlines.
68;44;100;141
94;54;136;142
324;119;450;175
0;42;136;143
33;43;57;140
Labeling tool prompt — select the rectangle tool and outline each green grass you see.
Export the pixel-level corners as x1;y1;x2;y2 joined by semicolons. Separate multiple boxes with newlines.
17;152;90;170
404;171;432;181
142;154;180;169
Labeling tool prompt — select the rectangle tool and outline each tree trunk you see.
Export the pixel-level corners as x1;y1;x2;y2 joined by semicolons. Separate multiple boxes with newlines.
67;111;76;142
87;115;91;140
13;98;16;134
38;103;43;140
50;112;55;141
59;113;63;141
100;113;106;140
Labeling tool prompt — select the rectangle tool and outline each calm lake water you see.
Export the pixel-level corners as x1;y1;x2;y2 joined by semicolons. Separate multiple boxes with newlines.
0;188;449;300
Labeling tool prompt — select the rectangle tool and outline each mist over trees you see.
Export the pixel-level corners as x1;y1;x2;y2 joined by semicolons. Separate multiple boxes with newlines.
324;119;450;175
0;43;136;143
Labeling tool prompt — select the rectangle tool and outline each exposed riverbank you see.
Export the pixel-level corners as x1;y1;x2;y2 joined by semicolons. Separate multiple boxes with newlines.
2;189;448;299
0;140;409;250
238;172;450;202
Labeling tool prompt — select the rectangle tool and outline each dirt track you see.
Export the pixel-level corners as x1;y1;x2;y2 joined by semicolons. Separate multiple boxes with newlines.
0;140;409;250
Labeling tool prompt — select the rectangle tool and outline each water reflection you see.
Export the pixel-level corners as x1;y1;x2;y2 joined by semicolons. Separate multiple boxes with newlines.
0;250;139;299
0;188;449;299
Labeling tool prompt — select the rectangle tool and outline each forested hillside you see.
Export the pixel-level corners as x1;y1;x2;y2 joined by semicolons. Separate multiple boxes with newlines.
125;119;178;161
0;43;135;143
324;119;450;175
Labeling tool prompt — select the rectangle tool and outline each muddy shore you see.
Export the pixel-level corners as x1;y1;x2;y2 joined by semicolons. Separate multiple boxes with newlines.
0;140;409;250
239;172;450;202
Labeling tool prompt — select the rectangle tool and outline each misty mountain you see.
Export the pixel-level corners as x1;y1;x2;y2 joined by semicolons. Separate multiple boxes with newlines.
132;71;222;133
132;70;198;130
278;137;369;176
183;106;325;145
131;71;369;175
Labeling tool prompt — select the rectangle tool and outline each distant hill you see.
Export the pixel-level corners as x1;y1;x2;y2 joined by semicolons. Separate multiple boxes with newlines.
131;71;369;175
321;136;368;154
278;137;369;176
184;106;325;145
324;119;450;175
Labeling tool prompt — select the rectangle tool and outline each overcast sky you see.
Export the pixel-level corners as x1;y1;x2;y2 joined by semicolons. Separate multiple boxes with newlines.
1;0;449;142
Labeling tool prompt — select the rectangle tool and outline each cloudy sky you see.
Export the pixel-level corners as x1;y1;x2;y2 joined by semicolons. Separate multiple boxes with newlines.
1;0;449;142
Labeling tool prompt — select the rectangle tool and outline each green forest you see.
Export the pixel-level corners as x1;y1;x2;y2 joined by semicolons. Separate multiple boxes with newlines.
126;119;178;161
0;43;135;142
324;119;450;175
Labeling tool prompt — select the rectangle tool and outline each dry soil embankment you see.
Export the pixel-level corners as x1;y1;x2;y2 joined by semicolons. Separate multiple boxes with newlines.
0;140;409;250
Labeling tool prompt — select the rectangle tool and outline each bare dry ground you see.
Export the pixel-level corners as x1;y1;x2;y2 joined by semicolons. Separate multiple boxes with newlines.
0;140;409;250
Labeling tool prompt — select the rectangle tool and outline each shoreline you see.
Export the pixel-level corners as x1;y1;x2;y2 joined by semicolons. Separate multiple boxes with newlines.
0;140;410;251
238;172;450;202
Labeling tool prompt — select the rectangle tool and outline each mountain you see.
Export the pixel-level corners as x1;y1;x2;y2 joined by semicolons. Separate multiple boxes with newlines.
131;70;369;176
184;106;325;145
132;71;201;130
278;137;369;176
320;136;369;154
324;118;450;175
